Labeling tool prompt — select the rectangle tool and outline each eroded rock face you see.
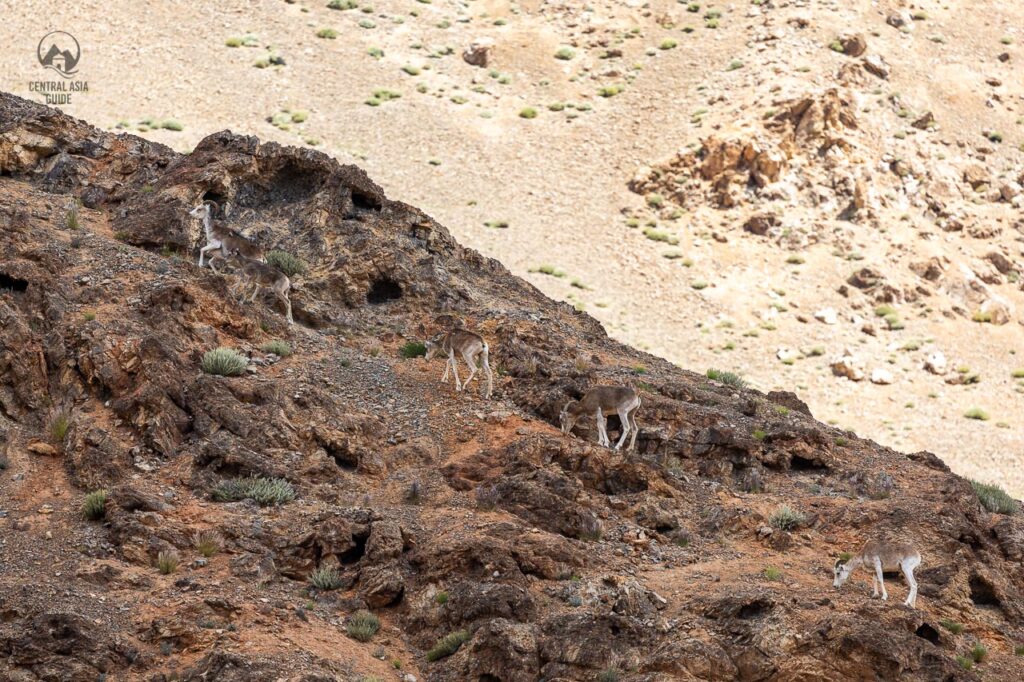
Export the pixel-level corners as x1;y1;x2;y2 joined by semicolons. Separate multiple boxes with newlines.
1;91;1023;681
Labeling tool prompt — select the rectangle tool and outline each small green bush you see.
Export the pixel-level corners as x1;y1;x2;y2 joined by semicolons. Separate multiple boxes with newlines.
519;107;538;119
955;656;972;670
265;250;307;277
192;530;222;557
328;0;359;8
706;368;746;388
963;408;990;421
660;39;678;50
317;28;338;39
597;669;620;682
435;591;449;605
157;550;179;574
83;490;108;520
939;619;963;634
971;480;1017;514
426;630;470;661
400;341;427;358
555;47;576;60
261;340;292;357
763;566;782;580
161;120;184;131
310;566;344;591
769;505;805;531
401;64;421;75
970;643;987;663
49;411;71;445
752;429;767;442
201;348;248;376
66;206;80;230
213;476;296;505
347;610;381;641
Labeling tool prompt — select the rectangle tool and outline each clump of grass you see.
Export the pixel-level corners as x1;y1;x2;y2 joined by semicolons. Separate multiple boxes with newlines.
1011;369;1024;379
192;530;223;557
971;480;1017;514
769;505;805;531
66;204;80;230
532;264;566;278
726;59;743;71
265;250;307;277
261;340;292;357
955;656;973;671
201;348;248;376
554;46;576;60
706;368;746;388
400;341;427;358
752;429;767;442
598;85;624;97
426;630;470;661
660;39;678;50
939;619;963;634
763;566;782;580
401;64;421;75
310;566;344;591
643;228;678;244
1015;645;1024;656
970;643;987;663
157;550;180;574
434;591;448;605
160;120;184;131
691;280;709;290
83;490;108;520
366;89;401;106
346;610;381;641
49;411;71;445
519;107;538;119
963;408;990;421
597;669;620;682
316;28;338;39
213;476;296;506
328;0;359;8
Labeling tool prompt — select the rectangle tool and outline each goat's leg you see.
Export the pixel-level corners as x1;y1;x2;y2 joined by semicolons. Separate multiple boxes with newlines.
462;348;478;387
441;357;451;383
280;291;294;325
596;408;609;447
628;408;639;450
449;350;462;391
614;407;631;450
871;573;879;598
874;559;887;600
480;346;493;399
199;243;219;267
903;561;919;607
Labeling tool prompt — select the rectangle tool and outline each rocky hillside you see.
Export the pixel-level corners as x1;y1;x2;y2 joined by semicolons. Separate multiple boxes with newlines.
2;92;1024;681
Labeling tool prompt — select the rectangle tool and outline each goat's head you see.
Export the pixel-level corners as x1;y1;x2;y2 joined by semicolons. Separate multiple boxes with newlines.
833;556;855;588
559;400;581;434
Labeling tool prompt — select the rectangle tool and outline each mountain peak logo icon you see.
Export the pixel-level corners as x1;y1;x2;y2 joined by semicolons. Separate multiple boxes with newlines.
37;31;81;78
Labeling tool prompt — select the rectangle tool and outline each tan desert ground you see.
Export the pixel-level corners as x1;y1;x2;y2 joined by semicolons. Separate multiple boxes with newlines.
1;0;1024;680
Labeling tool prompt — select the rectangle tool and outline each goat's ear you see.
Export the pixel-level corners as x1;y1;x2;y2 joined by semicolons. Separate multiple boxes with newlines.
834;558;843;569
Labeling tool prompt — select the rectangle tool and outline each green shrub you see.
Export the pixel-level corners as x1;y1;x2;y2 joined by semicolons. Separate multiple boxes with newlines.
955;656;972;670
66;206;80;230
265;250;307;277
970;643;987;663
49;411;71;445
157;550;179;574
346;610;381;641
310;566;344;591
261;340;292;357
971;480;1017;514
192;530;222;557
317;28;338;39
82;311;96;321
201;348;248;376
426;630;470;661
726;59;744;71
939;619;963;634
963;408;990;421
83;489;108;520
161;120;184;131
328;0;359;8
597;669;620;682
763;566;782;580
400;341;427;358
660;39;678;50
401;64;421;75
1011;369;1024;379
519;107;538;119
435;591;449;605
769;505;805;531
213;476;296;505
752;429;767;441
706;368;746;388
598;85;624;97
554;47;576;60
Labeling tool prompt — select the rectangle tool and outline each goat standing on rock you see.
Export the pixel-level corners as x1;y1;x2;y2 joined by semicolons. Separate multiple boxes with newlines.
425;329;493;399
560;386;641;451
191;201;264;273
833;540;921;607
227;253;294;325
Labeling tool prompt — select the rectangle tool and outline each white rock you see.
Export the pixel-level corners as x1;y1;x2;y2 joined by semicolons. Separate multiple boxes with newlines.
924;351;947;374
870;368;894;385
814;307;838;325
777;347;800;363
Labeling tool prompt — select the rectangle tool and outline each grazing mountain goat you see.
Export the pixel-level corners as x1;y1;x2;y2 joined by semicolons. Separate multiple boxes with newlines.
424;329;493;399
560;386;641;451
833;540;921;607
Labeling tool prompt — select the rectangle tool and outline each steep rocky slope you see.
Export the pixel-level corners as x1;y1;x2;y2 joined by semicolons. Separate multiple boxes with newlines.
1;92;1023;681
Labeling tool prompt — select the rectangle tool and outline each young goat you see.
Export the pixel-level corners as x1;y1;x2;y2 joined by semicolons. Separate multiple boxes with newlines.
227;253;294;325
560;386;641;451
424;329;493;399
191;201;264;273
833;540;921;607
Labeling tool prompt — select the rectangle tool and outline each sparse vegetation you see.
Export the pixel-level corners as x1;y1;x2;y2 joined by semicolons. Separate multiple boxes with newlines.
316;28;339;39
970;643;987;664
763;566;782;581
963;407;990;421
346;610;380;641
310;566;344;591
49;411;71;445
597;670;620;682
434;591;449;605
192;530;223;557
213;476;296;506
157;551;179;575
971;480;1017;515
400;341;427;358
201;348;248;376
519;107;538;119
83;489;108;520
939;619;963;634
955;656;973;671
769;505;805;531
261;340;292;357
265;250;307;277
554;47;576;60
426;630;471;661
706;368;746;388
